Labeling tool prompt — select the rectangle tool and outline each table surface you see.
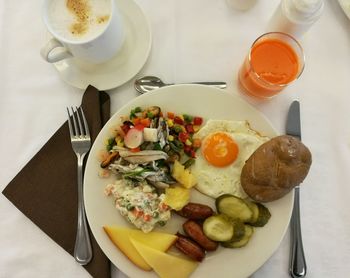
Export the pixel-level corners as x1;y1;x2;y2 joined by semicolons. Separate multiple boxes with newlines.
1;0;350;277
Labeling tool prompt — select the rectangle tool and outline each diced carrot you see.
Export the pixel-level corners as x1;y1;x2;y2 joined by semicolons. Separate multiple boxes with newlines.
140;118;151;127
134;124;145;131
167;112;175;119
143;214;152;222
192;138;201;148
133;117;141;125
159;203;169;211
132;209;144;218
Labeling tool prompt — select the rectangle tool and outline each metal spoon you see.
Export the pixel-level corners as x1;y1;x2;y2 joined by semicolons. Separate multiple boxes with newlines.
134;76;227;94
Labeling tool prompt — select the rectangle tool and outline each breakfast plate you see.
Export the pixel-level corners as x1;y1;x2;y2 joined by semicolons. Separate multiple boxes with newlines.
84;85;294;278
53;0;151;91
338;0;350;19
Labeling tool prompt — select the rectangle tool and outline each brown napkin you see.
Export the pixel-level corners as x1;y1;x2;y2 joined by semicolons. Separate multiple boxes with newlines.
2;85;111;278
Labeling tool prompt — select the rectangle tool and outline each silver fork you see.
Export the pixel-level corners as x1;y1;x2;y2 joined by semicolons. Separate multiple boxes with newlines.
67;106;93;265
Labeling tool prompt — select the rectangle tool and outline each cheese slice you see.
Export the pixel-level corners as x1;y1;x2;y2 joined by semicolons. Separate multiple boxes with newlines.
130;237;198;278
103;226;177;271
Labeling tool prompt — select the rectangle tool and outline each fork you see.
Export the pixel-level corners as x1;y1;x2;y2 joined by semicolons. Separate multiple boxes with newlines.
67;106;93;265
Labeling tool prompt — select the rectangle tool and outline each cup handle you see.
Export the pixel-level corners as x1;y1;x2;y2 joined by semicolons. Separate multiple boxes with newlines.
40;38;73;63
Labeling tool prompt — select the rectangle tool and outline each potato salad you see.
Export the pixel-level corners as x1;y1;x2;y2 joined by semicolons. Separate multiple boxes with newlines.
104;180;171;233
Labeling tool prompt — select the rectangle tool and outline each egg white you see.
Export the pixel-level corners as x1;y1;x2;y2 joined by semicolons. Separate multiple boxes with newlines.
191;120;269;199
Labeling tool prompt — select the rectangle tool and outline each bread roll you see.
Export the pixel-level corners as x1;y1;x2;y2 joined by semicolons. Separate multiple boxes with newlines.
241;135;312;202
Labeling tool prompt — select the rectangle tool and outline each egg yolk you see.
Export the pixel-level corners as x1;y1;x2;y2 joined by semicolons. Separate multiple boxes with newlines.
202;132;239;167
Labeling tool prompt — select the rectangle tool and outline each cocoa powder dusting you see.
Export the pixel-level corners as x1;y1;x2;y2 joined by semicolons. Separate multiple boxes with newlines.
66;0;91;36
97;15;110;24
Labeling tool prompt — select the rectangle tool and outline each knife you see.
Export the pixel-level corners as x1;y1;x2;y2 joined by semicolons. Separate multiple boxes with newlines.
286;100;307;278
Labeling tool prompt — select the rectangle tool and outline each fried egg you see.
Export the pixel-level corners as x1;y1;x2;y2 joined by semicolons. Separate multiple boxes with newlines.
191;120;269;199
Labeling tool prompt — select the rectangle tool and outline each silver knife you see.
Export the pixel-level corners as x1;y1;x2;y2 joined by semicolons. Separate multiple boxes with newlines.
286;100;307;278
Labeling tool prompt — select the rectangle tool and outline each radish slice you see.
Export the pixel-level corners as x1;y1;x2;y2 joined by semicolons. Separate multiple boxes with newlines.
124;128;144;149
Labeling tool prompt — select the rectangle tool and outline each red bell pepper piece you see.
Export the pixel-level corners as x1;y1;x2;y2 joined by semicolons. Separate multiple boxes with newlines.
193;117;203;125
174;116;184;125
185;124;194;134
120;123;130;135
178;132;189;143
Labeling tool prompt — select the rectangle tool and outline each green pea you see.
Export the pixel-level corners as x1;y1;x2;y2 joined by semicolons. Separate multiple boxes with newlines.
126;204;135;211
183;114;193;123
134;107;142;113
158;221;166;227
173;125;183;133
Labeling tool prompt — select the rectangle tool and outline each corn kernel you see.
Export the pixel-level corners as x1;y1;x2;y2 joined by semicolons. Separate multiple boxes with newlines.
167;119;174;127
185;139;192;146
117;139;124;147
168;135;174;141
114;135;121;143
193;125;201;132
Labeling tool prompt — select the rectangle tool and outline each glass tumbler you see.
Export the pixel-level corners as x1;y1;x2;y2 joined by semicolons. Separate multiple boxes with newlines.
238;32;305;99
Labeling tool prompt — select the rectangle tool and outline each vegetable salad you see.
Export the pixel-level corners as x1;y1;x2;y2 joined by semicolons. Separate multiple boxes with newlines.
101;106;204;232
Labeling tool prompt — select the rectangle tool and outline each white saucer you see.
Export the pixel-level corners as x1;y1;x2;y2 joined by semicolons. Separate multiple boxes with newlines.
53;0;152;91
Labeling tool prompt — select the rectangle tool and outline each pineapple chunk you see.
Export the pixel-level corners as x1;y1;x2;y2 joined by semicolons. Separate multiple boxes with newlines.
130;238;198;278
163;186;190;211
103;226;177;271
172;160;197;188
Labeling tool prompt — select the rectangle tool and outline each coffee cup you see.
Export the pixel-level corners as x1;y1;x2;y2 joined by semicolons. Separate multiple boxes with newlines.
41;0;124;64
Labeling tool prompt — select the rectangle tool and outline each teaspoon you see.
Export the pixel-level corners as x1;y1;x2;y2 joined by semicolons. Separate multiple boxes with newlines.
134;76;227;94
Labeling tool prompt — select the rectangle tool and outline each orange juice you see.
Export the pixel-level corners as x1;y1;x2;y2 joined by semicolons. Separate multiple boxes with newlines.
239;33;304;98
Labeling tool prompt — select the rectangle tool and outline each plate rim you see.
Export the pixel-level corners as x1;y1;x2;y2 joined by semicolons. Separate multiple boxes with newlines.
84;85;294;278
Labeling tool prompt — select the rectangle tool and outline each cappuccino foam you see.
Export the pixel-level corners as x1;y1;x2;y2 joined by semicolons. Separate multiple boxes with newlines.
48;0;111;41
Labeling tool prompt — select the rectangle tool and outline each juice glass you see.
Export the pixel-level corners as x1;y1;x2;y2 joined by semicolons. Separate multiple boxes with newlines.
238;32;305;98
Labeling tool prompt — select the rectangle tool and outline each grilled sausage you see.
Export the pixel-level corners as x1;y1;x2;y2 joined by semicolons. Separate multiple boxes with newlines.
183;220;218;251
177;203;214;220
175;233;205;262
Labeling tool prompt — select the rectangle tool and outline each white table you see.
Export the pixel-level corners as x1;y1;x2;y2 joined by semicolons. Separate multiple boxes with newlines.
1;0;350;277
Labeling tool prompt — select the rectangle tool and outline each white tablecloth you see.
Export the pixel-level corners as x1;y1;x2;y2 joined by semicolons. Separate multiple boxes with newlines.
1;0;350;277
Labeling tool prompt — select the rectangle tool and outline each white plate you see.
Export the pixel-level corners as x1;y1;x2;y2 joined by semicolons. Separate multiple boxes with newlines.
338;0;350;19
84;85;294;278
53;0;151;91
